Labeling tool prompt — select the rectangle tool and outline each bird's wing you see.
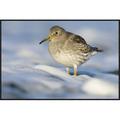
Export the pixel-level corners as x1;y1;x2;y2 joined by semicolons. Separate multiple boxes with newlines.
67;32;87;44
67;33;92;53
72;34;87;44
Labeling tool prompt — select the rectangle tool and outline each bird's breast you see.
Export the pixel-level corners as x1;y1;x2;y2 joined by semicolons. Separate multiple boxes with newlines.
48;41;89;67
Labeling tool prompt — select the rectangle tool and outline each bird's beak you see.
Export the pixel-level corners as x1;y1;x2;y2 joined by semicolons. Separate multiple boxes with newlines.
39;36;50;44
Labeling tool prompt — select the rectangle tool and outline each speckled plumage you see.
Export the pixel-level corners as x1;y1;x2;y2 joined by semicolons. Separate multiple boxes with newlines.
40;25;102;76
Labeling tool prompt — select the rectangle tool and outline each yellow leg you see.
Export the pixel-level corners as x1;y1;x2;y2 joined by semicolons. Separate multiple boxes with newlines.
73;65;77;76
66;67;70;75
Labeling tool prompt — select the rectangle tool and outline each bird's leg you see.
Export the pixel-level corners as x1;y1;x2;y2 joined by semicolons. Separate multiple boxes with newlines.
73;65;77;76
66;67;70;75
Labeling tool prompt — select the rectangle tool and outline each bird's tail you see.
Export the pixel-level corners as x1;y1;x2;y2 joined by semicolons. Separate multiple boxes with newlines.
92;47;103;52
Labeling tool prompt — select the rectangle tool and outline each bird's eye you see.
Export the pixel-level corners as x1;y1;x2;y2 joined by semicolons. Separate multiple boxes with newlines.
55;32;58;34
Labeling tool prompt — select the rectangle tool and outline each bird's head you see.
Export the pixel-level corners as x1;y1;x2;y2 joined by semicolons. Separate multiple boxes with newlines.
39;26;65;44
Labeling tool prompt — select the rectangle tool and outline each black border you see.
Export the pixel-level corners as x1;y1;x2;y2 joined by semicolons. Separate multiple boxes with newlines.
0;19;119;100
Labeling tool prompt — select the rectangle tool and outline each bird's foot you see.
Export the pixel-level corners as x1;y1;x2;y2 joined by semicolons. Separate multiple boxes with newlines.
66;67;70;75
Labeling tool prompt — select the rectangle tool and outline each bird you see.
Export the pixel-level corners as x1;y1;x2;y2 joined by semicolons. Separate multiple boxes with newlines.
39;25;102;76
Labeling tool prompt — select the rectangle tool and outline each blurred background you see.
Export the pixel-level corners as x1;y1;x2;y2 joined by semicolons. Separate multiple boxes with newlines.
2;21;119;99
